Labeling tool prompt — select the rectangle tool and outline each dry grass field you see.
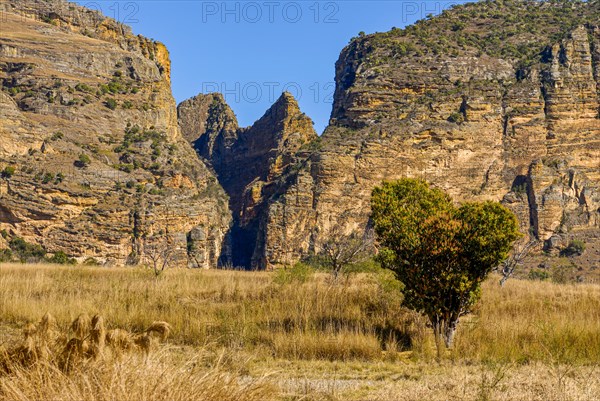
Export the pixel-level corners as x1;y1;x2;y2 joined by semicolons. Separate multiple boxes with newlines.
0;263;599;400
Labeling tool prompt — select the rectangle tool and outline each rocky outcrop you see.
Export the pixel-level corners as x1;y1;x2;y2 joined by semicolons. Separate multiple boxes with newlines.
178;93;240;170
4;0;598;271
178;92;317;267
255;1;600;269
503;159;600;249
0;0;230;267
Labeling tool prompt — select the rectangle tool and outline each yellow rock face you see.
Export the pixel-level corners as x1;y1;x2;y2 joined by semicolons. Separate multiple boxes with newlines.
259;21;600;269
0;1;230;267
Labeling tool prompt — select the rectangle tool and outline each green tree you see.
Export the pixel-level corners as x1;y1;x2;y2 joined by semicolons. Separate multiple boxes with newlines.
77;153;91;168
370;179;520;355
1;166;16;178
105;98;118;110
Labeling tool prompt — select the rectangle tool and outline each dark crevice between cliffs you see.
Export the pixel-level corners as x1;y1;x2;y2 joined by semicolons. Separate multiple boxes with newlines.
219;221;261;270
208;171;264;270
539;62;553;139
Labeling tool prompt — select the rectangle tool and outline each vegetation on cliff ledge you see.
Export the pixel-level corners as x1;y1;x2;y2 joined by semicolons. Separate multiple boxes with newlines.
359;0;599;67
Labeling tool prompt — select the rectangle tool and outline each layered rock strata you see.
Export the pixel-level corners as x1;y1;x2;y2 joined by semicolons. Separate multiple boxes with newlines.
0;0;231;267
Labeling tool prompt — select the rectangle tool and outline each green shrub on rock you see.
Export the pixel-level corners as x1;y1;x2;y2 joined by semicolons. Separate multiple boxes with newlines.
8;237;46;263
1;166;16;178
561;239;586;257
105;98;118;110
46;251;76;265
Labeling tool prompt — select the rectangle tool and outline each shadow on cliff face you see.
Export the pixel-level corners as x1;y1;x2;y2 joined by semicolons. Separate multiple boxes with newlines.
219;222;261;270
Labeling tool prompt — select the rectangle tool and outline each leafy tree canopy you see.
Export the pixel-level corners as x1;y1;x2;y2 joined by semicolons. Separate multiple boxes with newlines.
371;179;521;352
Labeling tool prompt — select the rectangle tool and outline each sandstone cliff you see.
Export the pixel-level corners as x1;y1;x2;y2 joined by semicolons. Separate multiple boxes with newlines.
0;0;230;267
178;92;317;267
265;0;599;270
180;0;599;271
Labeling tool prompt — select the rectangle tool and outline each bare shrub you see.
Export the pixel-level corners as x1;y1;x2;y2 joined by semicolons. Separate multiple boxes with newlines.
105;328;134;353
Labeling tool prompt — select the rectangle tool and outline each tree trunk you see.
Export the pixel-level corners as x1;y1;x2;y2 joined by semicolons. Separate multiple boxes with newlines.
431;318;443;360
431;315;458;357
442;318;458;348
332;262;340;282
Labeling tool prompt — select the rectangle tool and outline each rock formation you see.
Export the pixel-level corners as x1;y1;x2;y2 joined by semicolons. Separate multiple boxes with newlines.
0;0;230;266
178;92;317;267
2;0;598;272
180;0;599;270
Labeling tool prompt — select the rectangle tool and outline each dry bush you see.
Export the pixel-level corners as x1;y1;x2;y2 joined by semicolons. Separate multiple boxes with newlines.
70;313;91;339
146;321;172;341
90;314;106;358
105;328;135;357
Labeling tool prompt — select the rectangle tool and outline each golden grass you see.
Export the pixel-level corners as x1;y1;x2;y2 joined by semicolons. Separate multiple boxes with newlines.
0;310;276;401
0;264;416;361
0;263;599;400
0;263;598;364
260;358;600;401
454;278;600;363
1;348;276;401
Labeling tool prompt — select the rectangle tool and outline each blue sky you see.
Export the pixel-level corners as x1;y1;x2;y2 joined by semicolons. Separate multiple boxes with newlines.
73;1;470;133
